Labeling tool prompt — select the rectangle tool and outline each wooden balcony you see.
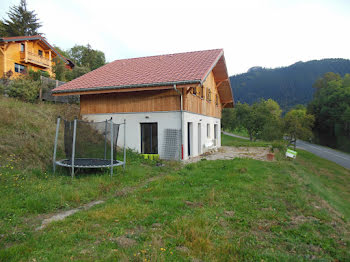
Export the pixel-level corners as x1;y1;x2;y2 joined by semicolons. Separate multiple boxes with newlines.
20;51;51;68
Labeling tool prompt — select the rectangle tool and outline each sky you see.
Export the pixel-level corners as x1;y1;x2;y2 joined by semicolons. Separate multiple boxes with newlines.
1;0;350;75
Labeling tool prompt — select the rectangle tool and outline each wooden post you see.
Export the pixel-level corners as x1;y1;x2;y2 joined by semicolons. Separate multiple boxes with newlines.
24;41;28;63
55;80;58;103
39;75;42;101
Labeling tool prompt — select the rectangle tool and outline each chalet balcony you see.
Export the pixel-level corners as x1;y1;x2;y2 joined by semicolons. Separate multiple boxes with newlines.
20;51;51;68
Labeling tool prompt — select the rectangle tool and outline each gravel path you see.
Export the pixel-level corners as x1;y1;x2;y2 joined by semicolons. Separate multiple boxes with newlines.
185;146;272;164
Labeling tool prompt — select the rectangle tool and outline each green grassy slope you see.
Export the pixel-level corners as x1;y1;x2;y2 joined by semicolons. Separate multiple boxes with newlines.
0;97;349;261
0;96;79;170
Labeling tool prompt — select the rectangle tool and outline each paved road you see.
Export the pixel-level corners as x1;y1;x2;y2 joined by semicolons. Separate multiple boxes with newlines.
296;140;350;169
222;131;350;169
222;131;250;140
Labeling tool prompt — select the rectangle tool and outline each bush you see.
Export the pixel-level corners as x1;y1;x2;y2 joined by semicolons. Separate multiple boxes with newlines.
0;83;5;95
7;77;40;103
28;69;42;81
28;69;51;81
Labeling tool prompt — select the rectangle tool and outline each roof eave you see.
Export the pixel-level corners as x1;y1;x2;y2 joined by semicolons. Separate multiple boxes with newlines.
200;49;224;85
52;79;201;95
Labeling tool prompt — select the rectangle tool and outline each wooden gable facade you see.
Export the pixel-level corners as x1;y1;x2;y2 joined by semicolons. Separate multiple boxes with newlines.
0;35;73;78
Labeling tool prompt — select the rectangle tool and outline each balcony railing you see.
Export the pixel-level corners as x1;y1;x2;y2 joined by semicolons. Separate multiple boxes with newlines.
20;51;51;68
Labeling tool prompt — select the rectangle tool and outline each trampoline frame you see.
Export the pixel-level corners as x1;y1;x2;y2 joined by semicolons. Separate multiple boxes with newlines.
53;117;126;178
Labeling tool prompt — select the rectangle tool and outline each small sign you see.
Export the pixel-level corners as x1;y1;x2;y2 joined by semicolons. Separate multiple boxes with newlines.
286;149;297;159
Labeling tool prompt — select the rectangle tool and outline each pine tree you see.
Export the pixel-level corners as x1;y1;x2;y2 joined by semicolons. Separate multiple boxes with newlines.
1;0;42;36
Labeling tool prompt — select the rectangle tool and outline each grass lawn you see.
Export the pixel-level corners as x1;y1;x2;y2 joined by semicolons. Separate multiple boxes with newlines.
221;133;285;150
1;134;349;261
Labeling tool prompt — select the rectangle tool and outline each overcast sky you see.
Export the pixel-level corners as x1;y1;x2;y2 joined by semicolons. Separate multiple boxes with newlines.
1;0;349;75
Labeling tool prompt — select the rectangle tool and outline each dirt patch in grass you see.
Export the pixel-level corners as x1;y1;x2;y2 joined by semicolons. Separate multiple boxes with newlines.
290;215;320;227
115;174;165;197
36;200;104;230
185;201;203;208
185;146;272;164
115;236;137;248
224;211;235;217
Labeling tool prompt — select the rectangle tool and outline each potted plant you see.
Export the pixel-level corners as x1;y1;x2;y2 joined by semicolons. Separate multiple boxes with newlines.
267;146;275;161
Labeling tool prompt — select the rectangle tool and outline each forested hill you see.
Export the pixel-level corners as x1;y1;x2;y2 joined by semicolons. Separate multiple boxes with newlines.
230;58;350;111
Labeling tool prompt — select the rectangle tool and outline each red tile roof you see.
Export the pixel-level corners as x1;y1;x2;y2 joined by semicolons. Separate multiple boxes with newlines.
52;49;225;93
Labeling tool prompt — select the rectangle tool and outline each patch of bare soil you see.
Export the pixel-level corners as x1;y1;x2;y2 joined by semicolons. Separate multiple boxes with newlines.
184;200;203;208
185;146;272;164
36;200;104;231
35;174;166;231
114;236;137;248
290;215;320;227
224;210;235;217
176;246;190;253
115;175;164;197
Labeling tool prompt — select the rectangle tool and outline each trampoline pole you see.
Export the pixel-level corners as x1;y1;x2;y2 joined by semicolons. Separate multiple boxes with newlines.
104;119;107;160
110;118;113;177
53;116;61;174
123;119;126;169
71;118;77;178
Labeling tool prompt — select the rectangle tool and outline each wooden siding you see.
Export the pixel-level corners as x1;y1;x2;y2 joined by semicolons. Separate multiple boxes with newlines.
0;40;56;78
183;72;222;118
80;71;223;118
80;89;181;114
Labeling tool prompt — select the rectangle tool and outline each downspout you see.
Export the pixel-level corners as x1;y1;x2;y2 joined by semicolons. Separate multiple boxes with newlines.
173;84;183;160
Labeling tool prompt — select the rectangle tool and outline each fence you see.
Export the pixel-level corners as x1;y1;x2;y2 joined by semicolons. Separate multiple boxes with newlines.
1;76;79;104
40;76;79;104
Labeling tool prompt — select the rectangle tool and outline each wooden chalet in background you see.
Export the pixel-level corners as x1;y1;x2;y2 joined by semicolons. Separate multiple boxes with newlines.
0;35;74;78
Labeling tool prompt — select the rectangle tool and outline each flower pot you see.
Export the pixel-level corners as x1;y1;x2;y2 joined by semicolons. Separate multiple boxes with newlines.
267;153;275;161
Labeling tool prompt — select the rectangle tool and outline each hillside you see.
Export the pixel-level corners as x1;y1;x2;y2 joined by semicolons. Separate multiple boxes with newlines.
1;97;350;261
0;96;79;170
230;58;350;111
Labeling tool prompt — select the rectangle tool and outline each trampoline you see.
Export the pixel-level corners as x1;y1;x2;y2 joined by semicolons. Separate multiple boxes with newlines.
53;117;126;177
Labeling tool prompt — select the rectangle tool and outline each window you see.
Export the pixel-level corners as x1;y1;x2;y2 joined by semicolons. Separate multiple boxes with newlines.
207;89;212;102
14;63;26;73
207;124;210;138
215;94;218;106
20;43;25;52
192;87;197;95
38;50;43;56
201;86;204;99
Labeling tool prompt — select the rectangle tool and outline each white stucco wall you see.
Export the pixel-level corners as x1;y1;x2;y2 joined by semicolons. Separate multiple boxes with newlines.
82;111;181;159
82;111;220;161
182;112;221;160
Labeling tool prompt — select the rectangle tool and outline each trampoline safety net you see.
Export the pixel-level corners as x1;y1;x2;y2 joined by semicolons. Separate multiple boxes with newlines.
53;117;126;177
64;119;119;162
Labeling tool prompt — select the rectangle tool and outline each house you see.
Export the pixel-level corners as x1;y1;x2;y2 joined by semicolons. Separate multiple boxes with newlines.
0;35;74;78
52;49;234;160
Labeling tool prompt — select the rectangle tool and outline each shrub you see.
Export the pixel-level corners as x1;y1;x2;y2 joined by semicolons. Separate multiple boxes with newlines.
7;77;40;103
28;69;51;81
0;83;5;94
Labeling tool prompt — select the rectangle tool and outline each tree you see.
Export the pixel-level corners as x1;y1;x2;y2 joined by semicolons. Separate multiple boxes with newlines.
68;44;105;71
52;57;67;81
260;99;283;141
284;108;314;149
221;108;237;131
308;73;350;152
0;21;6;36
1;0;42;36
235;101;269;141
